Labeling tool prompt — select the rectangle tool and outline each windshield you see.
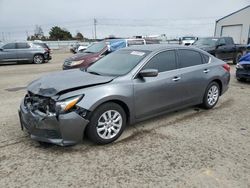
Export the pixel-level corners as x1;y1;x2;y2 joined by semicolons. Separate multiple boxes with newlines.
182;37;195;40
85;42;107;53
87;50;150;76
193;38;218;47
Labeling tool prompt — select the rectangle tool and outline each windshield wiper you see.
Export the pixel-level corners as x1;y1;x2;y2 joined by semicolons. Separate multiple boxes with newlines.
84;51;94;53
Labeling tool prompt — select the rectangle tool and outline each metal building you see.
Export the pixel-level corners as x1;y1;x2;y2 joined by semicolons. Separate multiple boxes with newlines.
214;5;250;44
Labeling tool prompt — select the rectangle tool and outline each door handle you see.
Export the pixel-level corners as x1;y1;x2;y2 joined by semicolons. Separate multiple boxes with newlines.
203;69;210;73
172;76;181;81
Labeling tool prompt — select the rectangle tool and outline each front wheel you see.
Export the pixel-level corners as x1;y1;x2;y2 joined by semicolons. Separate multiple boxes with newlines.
233;52;242;65
202;82;220;109
33;54;44;64
86;102;126;145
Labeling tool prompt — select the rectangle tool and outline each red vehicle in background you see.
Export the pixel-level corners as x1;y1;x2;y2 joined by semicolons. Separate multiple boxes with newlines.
62;38;159;70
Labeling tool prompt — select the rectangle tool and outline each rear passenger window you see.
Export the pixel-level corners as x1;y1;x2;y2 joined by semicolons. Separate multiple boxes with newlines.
218;38;226;45
178;49;203;68
202;54;210;64
17;43;30;49
225;37;233;45
143;50;176;72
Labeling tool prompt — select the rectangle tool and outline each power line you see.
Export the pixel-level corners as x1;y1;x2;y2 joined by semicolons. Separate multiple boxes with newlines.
0;17;220;30
0;18;217;40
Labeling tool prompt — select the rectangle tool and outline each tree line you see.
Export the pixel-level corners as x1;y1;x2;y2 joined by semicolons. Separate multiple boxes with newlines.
27;25;94;41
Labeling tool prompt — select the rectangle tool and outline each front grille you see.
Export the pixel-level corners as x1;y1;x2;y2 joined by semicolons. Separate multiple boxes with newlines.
242;64;250;71
25;92;56;113
32;129;61;139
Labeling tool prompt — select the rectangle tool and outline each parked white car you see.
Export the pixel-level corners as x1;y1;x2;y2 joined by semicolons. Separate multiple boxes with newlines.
77;45;88;53
180;36;197;46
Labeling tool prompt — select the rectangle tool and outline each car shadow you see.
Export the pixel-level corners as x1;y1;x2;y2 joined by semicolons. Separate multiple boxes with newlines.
0;61;31;66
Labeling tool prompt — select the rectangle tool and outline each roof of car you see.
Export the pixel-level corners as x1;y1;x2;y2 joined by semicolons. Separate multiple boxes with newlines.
124;44;199;52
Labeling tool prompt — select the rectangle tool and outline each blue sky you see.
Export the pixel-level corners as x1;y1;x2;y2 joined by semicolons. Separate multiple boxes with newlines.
0;0;249;40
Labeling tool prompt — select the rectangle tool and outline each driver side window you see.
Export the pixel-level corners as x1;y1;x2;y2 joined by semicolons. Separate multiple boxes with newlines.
143;50;177;72
218;38;226;45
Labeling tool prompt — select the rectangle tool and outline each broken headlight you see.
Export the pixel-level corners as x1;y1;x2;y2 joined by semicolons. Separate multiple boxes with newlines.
56;95;83;113
236;63;243;69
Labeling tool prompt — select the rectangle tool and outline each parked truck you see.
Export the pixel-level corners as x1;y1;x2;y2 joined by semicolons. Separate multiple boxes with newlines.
193;37;246;64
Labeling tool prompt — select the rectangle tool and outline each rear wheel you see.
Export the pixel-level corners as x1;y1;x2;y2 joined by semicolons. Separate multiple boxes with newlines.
86;102;126;145
202;82;220;109
233;52;242;65
33;54;44;64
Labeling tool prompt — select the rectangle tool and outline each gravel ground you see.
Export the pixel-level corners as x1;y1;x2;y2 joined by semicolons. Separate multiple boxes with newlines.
0;50;249;188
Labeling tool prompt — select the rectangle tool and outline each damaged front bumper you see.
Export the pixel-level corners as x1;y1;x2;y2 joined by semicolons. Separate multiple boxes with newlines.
236;69;250;80
18;99;89;146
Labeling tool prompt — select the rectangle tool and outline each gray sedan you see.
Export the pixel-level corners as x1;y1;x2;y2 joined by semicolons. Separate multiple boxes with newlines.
0;42;51;64
19;45;230;146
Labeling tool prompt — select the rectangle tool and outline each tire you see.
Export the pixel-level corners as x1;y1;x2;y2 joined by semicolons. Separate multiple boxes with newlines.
33;54;44;64
237;78;246;82
202;82;220;109
86;102;127;145
233;52;242;65
38;141;53;148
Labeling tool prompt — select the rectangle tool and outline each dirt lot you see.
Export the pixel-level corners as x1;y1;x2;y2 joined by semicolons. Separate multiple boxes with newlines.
0;50;249;188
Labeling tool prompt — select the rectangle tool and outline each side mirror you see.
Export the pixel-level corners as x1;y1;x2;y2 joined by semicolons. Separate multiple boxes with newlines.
0;48;3;51
139;69;158;78
216;42;226;48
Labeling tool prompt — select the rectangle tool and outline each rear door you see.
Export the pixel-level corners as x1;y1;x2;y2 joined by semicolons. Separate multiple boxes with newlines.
133;50;184;119
16;42;32;60
0;43;17;62
177;49;210;104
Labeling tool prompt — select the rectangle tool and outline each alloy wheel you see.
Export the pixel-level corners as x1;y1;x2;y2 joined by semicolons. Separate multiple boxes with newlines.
34;55;44;64
207;85;219;106
96;110;122;139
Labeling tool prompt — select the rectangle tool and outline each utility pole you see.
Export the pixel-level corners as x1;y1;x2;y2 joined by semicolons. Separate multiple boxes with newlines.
2;32;5;41
26;31;29;40
94;18;97;40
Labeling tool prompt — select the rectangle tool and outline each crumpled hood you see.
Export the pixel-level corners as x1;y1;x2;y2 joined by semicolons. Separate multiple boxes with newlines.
239;53;250;63
27;69;114;97
66;52;97;61
239;61;250;65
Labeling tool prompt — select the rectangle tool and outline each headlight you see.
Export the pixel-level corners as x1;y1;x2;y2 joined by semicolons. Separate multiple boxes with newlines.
70;60;84;66
236;63;243;69
56;95;83;113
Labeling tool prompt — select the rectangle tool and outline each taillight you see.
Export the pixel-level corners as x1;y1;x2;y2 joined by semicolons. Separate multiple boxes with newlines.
222;64;230;72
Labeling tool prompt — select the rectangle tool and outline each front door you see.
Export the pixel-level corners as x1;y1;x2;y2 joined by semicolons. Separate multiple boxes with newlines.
0;43;17;62
133;50;184;119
